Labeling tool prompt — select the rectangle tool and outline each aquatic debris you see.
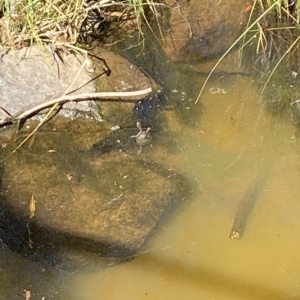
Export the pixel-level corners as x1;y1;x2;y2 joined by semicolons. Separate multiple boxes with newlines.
110;125;120;131
47;149;57;153
24;290;31;300
209;87;227;94
29;194;36;219
229;158;273;239
67;174;73;181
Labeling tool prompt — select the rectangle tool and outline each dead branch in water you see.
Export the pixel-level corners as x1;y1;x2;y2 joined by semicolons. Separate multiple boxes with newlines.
229;158;273;240
0;88;152;127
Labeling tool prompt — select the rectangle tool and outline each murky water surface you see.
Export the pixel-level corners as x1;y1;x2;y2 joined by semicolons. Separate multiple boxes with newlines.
2;52;300;300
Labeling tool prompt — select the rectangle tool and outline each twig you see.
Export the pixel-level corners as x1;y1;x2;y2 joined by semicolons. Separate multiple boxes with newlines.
0;107;12;118
12;103;60;153
0;88;152;126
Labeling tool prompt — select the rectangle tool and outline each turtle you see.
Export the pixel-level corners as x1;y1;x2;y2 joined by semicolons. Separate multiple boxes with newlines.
131;121;152;154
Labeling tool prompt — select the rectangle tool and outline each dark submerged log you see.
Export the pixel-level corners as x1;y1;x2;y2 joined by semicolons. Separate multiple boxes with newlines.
229;158;274;240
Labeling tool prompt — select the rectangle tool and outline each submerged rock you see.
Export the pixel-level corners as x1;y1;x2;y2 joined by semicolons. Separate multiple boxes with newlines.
158;0;249;61
0;45;95;117
0;45;156;125
0;129;189;270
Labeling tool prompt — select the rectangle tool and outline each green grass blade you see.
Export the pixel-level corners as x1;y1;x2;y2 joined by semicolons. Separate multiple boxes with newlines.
195;0;281;104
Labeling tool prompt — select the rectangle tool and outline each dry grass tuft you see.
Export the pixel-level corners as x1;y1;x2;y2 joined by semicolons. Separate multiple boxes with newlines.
0;0;162;51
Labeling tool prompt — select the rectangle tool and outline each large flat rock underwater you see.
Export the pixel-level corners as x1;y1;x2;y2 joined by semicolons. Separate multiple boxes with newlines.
0;124;189;271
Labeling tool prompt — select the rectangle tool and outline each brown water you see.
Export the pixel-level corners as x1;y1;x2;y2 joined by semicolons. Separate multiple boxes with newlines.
2;58;300;299
60;76;300;300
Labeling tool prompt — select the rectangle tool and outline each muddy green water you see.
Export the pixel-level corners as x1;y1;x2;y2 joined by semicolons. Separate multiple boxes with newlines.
2;55;300;300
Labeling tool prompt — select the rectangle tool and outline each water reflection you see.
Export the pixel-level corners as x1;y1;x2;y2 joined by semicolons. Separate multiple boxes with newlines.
2;51;300;299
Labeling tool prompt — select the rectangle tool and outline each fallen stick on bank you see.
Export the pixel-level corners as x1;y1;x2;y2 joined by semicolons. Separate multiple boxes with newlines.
0;88;152;126
229;158;274;240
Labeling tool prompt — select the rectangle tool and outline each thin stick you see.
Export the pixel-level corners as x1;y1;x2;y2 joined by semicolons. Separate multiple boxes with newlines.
1;88;152;126
12;103;60;153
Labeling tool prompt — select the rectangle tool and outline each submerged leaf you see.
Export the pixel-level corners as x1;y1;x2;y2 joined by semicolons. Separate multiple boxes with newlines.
29;194;36;219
